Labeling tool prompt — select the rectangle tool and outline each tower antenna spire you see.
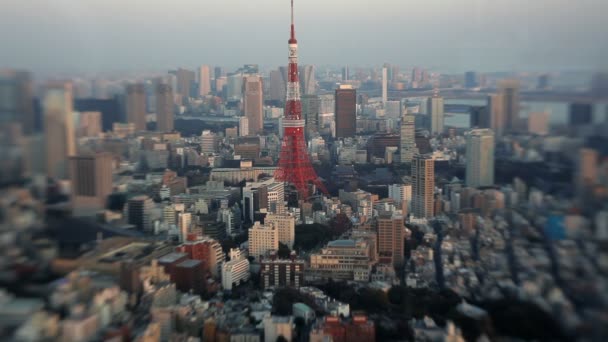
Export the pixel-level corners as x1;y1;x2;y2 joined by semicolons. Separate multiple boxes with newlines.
290;0;295;40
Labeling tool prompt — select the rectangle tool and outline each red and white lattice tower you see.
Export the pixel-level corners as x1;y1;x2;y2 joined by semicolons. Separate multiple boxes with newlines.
274;0;327;198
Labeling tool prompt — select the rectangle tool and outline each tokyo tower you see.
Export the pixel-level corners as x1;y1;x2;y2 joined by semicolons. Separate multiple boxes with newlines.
274;0;327;198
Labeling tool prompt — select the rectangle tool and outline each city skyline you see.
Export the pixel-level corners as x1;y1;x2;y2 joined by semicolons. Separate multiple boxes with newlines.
1;0;607;73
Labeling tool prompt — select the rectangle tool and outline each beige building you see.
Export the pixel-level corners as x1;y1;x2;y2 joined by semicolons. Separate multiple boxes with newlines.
198;65;211;96
76;111;102;138
412;154;435;219
527;111;549;136
465;129;495;188
265;213;295;249
498;79;520;132
44;81;76;179
248;221;279;260
309;239;374;281
126;83;147;131
243;75;263;134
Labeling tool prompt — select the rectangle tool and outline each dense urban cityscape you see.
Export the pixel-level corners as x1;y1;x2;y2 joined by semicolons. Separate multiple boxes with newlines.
1;0;608;341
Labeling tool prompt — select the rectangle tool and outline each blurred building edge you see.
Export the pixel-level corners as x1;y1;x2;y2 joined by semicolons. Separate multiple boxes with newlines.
69;152;114;217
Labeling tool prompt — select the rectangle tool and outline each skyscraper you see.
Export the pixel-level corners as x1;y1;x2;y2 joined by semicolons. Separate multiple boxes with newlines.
427;94;444;135
44;81;76;179
269;69;287;102
464;71;477;88
498;80;520;131
569;103;593;126
301;65;316;95
487;93;505;136
214;67;223;80
239;116;249;137
243;75;264;135
382;67;388;103
576;148;598;193
335;85;356;138
0;71;35;134
465;129;495;188
126;83;146;131
69;152;113;214
227;73;244;100
175;68;196;98
302;95;320;139
198;65;211;96
412;154;434;219
378;213;405;266
156;83;174;132
400;113;416;164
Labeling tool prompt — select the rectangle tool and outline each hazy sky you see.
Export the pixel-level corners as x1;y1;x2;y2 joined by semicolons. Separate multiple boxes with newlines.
1;0;607;73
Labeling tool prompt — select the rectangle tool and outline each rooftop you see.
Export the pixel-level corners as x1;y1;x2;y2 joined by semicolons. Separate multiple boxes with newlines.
327;239;356;248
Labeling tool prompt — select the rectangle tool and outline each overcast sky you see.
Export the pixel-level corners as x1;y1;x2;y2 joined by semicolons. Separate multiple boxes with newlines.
1;0;607;73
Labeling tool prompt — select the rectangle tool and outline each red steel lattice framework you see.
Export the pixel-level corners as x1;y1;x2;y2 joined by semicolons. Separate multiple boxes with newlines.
274;0;327;198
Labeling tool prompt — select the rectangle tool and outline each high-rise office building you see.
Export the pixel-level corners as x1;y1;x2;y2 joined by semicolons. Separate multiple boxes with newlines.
156;83;174;132
265;213;296;249
382;67;388;103
464;71;477;88
227;73;244;100
301;65;316;95
411;154;435;219
243;75;263;135
126;195;154;232
498;80;520;131
214;67;223;80
302;95;320;138
335;85;356;138
69;152;113;214
198;65;211;96
269;69;287;102
44;81;76;179
486;94;505;136
175;68;196;98
377;213;405;266
400;114;416;164
465;129;495;188
0;70;35;134
126;83;146;131
537;74;551;90
427;94;444;135
239;116;249;137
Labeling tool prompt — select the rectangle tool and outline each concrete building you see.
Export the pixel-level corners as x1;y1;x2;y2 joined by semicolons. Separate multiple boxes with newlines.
309;239;373;281
301;65;316;96
269;68;287;102
412;154;435;219
198;65;211;96
76;111;102;138
400;113;417;163
177;235;225;278
243;75;264;135
427;94;444;135
264;316;293;342
222;248;250;291
69;152;113;214
155;83;174;132
126;83;146;131
260;252;305;289
382;67;388;103
265;213;295;249
576;148;598;194
248;221;279;260
335;85;356;138
465;129;495;188
388;183;412;213
377;213;405;266
126;195;155;232
44;81;76;179
302;95;320;138
239;116;249;137
487;93;505;136
175;68;195;98
498;79;520;131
